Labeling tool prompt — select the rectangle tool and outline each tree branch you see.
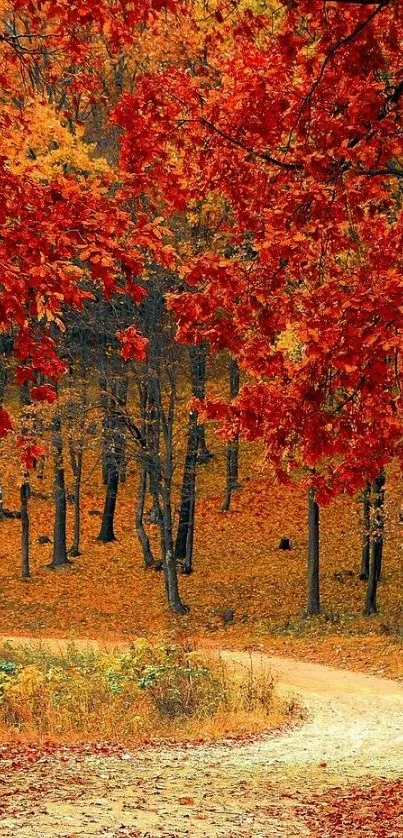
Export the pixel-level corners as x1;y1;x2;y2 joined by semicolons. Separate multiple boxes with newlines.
180;117;301;170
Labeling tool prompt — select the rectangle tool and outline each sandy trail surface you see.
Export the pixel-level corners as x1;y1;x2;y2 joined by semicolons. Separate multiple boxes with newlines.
0;637;402;837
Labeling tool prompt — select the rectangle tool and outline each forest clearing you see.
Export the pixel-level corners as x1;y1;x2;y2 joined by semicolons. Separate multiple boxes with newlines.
1;0;403;834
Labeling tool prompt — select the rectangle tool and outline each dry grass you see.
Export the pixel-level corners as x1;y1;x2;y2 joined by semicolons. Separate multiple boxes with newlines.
0;640;295;745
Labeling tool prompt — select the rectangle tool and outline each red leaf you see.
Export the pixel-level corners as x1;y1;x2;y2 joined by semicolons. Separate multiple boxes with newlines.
31;385;57;404
0;407;12;437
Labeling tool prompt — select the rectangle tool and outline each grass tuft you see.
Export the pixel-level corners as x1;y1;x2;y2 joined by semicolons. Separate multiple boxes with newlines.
0;640;297;744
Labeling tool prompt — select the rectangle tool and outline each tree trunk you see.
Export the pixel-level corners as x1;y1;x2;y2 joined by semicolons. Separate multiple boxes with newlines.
359;482;371;580
98;383;125;543
364;471;385;616
20;479;30;579
146;389;162;523
164;549;189;614
98;310;109;486
67;352;87;557
159;368;188;613
0;360;7;405
161;476;188;613
374;471;385;584
0;363;7;521
19;381;31;407
113;373;128;483
69;449;83;556
307;486;320;615
98;458;119;542
174;409;198;573
49;414;70;568
0;479;5;521
222;358;240;512
135;463;155;568
189;344;213;464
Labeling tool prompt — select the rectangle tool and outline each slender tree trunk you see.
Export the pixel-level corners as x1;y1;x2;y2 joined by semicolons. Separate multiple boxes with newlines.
189;344;213;464
222;439;240;512
70;449;83;556
359;482;371;581
375;472;385;584
113;373;128;483
364;471;385;616
0;480;5;521
20;478;30;579
98;458;119;542
307;486;320;615
98;380;124;543
19;381;30;407
0;361;7;405
98;309;109;486
136;463;155;568
175;409;198;573
34;371;46;480
159;374;188;613
67;348;87;558
164;549;189;613
0;363;7;520
49;413;70;568
147;391;162;524
161;480;188;614
222;358;241;512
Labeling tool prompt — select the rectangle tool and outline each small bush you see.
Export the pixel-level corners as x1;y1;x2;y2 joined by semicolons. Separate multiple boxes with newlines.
0;640;291;743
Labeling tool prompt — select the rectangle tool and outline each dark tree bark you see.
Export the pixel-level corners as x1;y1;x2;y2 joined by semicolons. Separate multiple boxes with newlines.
146;384;162;524
135;463;155;568
222;358;241;512
69;447;83;557
49;413;70;568
98;305;110;486
98;454;119;542
175;408;198;573
159;372;188;613
67;362;87;558
359;482;371;581
189;344;213;464
0;362;7;506
20;479;30;579
98;374;126;543
307;486;320;615
33;371;46;480
19;380;31;407
160;433;188;613
0;479;5;521
113;373;128;483
0;361;7;405
164;549;189;613
374;471;385;584
364;471;385;616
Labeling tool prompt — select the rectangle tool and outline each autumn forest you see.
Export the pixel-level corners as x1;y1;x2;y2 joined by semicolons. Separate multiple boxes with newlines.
0;0;402;836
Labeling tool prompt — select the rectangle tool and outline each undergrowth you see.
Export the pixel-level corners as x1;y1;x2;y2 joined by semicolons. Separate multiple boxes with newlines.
0;640;293;743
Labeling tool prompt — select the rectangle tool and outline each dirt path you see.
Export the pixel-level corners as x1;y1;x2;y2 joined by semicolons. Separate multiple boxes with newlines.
0;637;402;837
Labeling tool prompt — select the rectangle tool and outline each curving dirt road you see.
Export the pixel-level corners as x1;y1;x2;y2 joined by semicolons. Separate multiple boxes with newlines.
0;639;402;837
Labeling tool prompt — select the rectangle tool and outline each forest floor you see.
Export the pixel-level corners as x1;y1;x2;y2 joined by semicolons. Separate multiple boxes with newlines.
0;643;402;837
0;450;402;680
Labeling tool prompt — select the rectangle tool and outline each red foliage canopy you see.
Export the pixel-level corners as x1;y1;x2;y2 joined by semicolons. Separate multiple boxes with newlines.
115;0;403;500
